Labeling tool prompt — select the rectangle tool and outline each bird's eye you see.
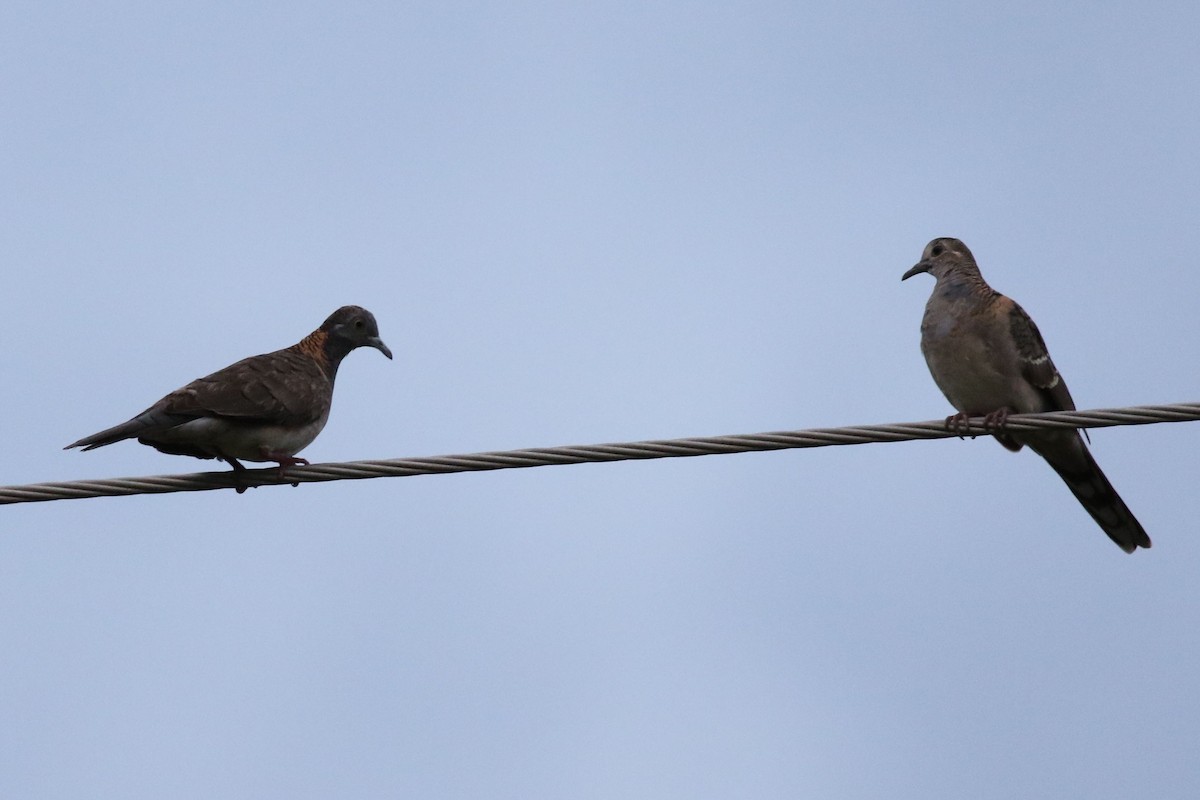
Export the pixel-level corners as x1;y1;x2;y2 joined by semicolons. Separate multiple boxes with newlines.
931;243;944;256
354;319;364;329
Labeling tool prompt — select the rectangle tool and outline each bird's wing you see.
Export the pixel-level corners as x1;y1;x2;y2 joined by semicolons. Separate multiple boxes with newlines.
159;349;331;426
1006;299;1076;412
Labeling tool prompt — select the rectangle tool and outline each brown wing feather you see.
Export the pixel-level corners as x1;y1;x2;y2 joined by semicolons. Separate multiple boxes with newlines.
1007;302;1076;412
158;348;332;426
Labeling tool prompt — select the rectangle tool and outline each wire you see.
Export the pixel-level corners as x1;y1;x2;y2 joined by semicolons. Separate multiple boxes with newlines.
3;402;1197;506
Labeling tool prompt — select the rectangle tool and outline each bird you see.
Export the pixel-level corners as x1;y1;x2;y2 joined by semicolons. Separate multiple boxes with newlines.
66;305;392;490
901;237;1150;553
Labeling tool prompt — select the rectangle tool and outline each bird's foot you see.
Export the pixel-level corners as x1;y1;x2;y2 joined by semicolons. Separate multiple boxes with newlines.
944;412;972;439
982;408;1011;434
223;457;251;494
265;452;309;487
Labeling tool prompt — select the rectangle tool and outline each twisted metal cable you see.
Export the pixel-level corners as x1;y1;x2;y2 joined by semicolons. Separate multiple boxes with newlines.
3;402;1198;506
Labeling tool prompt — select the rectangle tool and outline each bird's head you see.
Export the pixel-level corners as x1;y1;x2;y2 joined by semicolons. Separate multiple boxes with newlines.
322;305;393;360
901;237;978;281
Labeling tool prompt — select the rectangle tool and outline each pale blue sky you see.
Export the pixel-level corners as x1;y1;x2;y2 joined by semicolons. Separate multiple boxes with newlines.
4;2;1200;797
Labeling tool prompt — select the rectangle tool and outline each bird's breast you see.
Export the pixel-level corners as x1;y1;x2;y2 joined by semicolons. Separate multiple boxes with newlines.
919;303;1043;415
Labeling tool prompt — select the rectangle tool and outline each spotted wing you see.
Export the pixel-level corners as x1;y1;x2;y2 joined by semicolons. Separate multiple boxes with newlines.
157;348;331;426
1007;301;1076;413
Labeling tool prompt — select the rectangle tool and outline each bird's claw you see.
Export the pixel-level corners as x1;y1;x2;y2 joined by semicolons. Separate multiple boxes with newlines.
982;408;1010;434
944;412;972;439
264;453;309;487
944;409;1011;440
274;457;308;476
222;456;252;494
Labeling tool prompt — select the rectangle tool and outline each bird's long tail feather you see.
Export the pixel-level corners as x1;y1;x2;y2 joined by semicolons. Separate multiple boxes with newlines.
64;408;191;451
1031;435;1151;553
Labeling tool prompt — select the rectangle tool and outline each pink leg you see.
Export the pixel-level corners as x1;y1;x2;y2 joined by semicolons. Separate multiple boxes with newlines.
982;408;1011;434
944;412;971;438
263;450;309;487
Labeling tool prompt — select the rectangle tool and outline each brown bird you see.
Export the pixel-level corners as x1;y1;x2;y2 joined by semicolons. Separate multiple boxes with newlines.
66;306;392;488
902;237;1150;553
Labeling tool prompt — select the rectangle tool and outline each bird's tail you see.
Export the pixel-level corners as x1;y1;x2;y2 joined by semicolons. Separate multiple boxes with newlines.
64;408;186;451
1031;435;1151;553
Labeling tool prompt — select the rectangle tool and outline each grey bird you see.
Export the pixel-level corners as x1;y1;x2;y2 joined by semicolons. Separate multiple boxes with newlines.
66;306;392;488
902;237;1150;553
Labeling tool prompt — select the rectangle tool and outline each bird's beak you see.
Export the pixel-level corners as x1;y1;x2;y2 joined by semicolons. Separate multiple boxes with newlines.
901;260;930;281
369;337;394;360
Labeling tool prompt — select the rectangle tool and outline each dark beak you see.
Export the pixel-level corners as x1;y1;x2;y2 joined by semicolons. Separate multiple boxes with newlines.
368;337;394;360
901;261;930;281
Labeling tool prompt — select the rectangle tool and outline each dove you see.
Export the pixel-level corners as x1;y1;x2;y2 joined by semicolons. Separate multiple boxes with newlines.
903;238;1150;552
66;305;391;489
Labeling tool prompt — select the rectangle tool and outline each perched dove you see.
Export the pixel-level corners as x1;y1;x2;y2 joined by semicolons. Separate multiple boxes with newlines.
66;305;392;488
902;237;1150;552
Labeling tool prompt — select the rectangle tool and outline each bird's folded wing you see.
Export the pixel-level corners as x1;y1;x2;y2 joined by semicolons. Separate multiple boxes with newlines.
159;350;330;426
1005;300;1077;412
